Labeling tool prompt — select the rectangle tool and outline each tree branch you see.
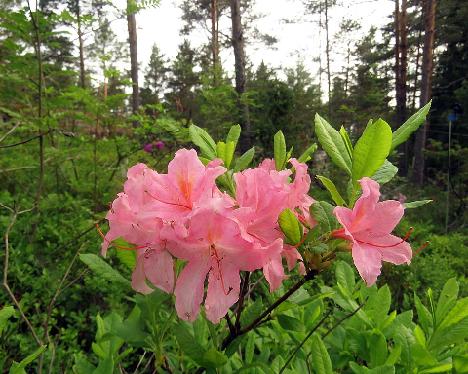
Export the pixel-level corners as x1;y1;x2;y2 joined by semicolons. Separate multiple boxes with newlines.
221;269;318;350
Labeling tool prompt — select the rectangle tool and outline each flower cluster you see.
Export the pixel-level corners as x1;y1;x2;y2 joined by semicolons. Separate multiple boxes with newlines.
102;149;413;323
102;148;313;323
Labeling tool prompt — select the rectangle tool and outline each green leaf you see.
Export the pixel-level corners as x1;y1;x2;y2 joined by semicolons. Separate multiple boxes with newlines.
189;124;217;159
224;141;235;168
0;306;15;334
368;330;388;367
9;345;47;374
216;141;226;161
201;348;228;368
404;200;432;209
278;208;302;245
340;126;353;159
174;323;206;363
352;119;392;182
414;293;433;335
314;114;352;175
310;201;338;233
317;175;346;206
391;101;431;151
277;315;304;332
111;238;137;270
226;124;241;148
335;261;355;296
234;147;255;172
244;333;255;364
429;297;468;349
298;143;317;163
435;278;458;327
79;253;131;287
418;363;452;373
372;161;398;185
385;345;401;366
310;334;333;374
453;355;468;373
274;130;287;170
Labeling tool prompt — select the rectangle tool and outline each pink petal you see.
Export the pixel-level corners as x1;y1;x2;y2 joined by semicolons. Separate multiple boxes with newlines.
282;245;303;271
205;262;241;323
132;255;153;294
372;234;412;265
143;249;175;293
351;241;382;286
174;256;210;322
263;253;287;292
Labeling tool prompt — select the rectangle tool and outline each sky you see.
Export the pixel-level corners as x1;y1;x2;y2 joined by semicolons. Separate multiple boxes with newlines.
108;0;395;85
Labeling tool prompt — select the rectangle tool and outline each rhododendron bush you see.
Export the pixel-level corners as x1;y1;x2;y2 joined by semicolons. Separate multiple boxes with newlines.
85;104;466;372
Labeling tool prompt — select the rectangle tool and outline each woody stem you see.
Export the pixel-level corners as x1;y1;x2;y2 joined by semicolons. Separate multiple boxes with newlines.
221;269;318;350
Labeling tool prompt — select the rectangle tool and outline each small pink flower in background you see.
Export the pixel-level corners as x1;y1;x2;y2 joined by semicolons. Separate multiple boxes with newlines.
155;140;165;149
333;177;412;286
143;143;153;153
398;192;407;204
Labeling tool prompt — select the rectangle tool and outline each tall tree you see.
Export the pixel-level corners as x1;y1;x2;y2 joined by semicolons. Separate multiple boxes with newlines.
127;0;139;122
304;0;337;115
412;0;436;184
230;0;251;151
396;0;408;126
143;44;167;99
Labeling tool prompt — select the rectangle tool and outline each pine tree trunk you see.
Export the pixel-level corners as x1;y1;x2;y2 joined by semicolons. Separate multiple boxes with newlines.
396;0;408;126
394;0;401;122
230;0;251;152
211;0;219;85
127;0;139;125
412;0;436;184
76;1;86;89
325;0;331;117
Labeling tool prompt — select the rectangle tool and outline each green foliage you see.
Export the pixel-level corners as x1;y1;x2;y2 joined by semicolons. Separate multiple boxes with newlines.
352;119;392;182
278;208;303;245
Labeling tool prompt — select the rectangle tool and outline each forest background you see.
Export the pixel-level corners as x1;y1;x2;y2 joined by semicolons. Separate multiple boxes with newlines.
0;0;466;372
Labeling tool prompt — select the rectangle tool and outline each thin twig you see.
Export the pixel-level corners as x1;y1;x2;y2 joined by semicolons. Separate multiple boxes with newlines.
280;304;363;373
235;272;250;332
2;206;42;347
221;270;318;350
0;123;20;144
43;243;86;348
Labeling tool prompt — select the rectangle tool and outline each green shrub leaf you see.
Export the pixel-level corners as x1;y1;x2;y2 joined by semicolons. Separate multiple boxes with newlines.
234;147;255;172
189;124;217;159
79;253;131;287
317;175;346;206
372;160;398;184
278;208;302;245
391;101;431;151
274;130;287;170
315;114;352;175
310;334;333;374
352;119;392;182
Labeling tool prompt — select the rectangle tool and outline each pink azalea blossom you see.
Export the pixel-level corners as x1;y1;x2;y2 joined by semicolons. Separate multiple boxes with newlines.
234;158;311;290
145;148;226;220
333;177;412;286
102;164;175;294
164;198;272;323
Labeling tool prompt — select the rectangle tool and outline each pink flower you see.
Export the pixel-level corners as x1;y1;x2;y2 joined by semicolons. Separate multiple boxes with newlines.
143;143;153;153
164;198;271;323
145;149;226;220
333;177;412;286
233;159;311;291
155;140;165;149
102;164;175;294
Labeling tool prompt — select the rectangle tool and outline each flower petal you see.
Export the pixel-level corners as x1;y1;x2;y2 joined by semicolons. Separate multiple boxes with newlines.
174;256;210;322
205;262;241;323
351;241;382;286
132;255;153;294
144;249;175;294
373;234;412;265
